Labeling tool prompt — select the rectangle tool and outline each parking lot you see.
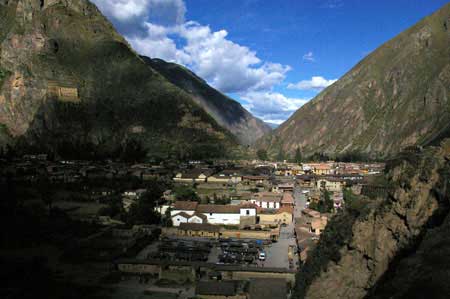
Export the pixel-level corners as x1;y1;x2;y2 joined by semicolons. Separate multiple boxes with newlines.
135;233;296;270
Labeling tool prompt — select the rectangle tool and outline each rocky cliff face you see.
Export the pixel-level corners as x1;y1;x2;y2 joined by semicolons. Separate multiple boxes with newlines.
295;139;450;299
0;0;237;160
259;3;450;159
143;58;271;146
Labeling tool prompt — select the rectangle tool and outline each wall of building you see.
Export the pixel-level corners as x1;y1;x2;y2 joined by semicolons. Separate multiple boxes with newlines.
239;208;256;216
203;213;240;225
224;270;295;285
221;229;273;240
259;212;293;225
172;215;188;227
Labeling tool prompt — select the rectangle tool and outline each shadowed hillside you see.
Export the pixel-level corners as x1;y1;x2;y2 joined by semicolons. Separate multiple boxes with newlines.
0;0;238;160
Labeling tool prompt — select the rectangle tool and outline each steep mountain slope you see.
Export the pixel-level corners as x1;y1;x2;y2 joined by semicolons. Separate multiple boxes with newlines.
295;139;450;299
142;57;271;145
0;0;237;160
259;3;450;159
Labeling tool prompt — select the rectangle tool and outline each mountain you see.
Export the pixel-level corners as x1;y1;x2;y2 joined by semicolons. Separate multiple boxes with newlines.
258;3;450;159
0;0;238;160
294;139;450;299
142;57;271;145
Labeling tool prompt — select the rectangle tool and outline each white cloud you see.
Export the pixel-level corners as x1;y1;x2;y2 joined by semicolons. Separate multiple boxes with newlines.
92;0;185;25
241;92;309;123
287;76;337;91
92;0;151;22
302;51;315;62
128;20;291;93
93;0;302;122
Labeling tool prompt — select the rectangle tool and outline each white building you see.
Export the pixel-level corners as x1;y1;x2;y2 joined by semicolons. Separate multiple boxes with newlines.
170;201;257;226
172;211;207;227
170;201;199;217
250;192;282;209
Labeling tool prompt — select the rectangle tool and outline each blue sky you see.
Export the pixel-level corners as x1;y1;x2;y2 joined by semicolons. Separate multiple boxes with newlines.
92;0;449;124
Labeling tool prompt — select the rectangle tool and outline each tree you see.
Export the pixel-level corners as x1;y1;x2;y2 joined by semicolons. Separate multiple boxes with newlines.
294;147;302;164
256;149;268;161
276;148;285;162
173;185;199;201
126;201;160;226
309;190;334;213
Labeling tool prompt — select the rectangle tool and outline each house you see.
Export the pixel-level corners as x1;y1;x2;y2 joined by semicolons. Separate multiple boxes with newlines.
296;174;316;188
207;173;242;184
170;201;199;219
171;212;191;226
250;192;282;209
178;223;221;239
316;177;344;192
242;175;269;186
170;201;199;226
196;204;257;226
310;216;328;235
259;206;294;225
305;163;333;175
281;192;295;207
277;183;294;193
171;212;208;227
173;168;214;183
170;201;257;226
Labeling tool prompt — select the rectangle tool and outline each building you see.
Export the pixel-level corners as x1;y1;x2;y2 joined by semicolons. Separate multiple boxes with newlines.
304;163;334;175
207;173;242;184
172;212;208;227
316;177;345;192
281;192;295;207
170;201;199;217
173;168;214;183
296;174;316;188
310;216;328;235
196;204;257;226
250;192;282;209
178;223;221;239
276;183;295;193
170;201;257;226
258;206;294;225
242;175;269;186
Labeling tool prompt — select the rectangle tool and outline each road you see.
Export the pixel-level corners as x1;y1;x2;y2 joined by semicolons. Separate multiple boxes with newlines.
293;185;308;218
263;222;297;270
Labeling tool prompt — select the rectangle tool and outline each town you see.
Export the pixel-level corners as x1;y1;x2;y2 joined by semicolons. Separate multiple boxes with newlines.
1;154;385;299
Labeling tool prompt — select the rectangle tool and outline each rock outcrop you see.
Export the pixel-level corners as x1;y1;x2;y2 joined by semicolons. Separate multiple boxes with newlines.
295;139;450;299
258;3;450;159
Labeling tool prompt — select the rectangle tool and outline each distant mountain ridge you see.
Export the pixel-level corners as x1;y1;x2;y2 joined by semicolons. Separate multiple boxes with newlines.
258;3;450;159
143;57;271;145
0;0;244;160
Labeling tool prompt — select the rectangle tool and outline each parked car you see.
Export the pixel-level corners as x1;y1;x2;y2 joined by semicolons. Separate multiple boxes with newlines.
258;252;266;261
